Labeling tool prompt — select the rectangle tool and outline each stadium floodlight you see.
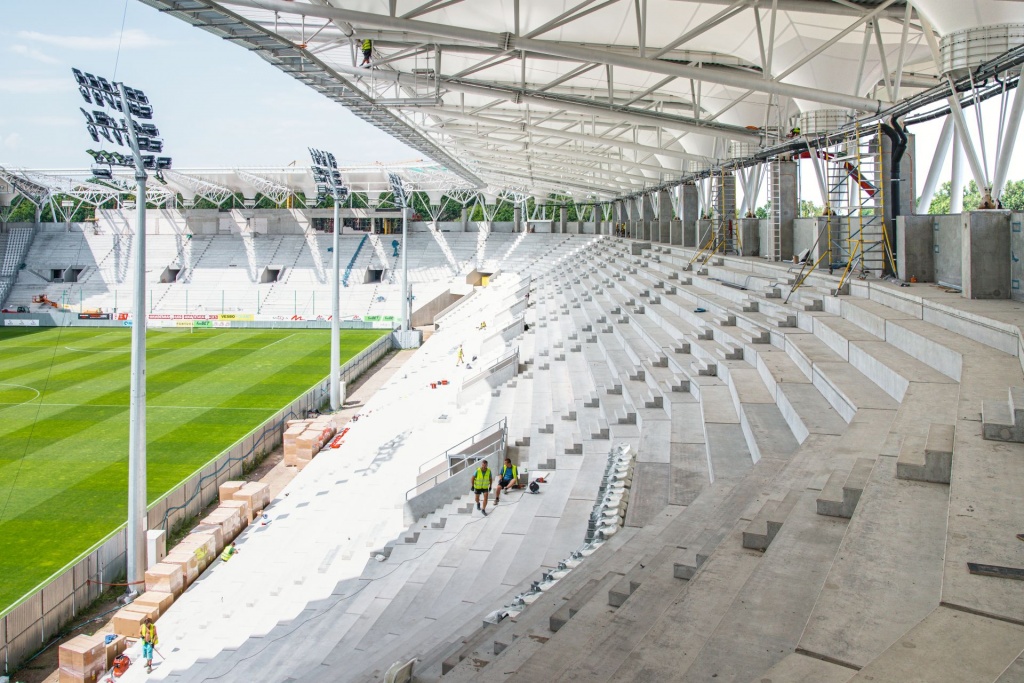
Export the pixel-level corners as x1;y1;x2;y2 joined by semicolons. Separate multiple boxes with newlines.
387;171;411;334
309;146;349;412
73;66;172;599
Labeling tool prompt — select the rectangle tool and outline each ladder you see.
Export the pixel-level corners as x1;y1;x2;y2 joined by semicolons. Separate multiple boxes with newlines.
833;124;897;291
710;172;737;254
768;160;783;261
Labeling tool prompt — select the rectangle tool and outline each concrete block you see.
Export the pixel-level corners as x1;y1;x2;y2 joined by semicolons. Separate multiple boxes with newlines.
816;458;873;518
896;215;935;282
961;210;1011;299
896;423;953;484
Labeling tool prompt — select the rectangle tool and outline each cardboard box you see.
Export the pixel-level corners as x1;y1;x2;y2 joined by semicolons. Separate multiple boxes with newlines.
145;562;184;597
133;591;174;618
193;523;225;554
163;549;200;585
178;532;217;571
104;634;128;668
238;481;270;509
220;499;251;527
58;634;105;675
59;667;104;683
112;604;159;637
201;507;240;543
218;480;245;503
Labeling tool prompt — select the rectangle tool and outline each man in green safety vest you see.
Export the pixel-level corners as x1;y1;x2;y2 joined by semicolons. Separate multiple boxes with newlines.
140;617;158;673
494;457;518;503
360;38;373;67
471;460;492;516
220;542;238;562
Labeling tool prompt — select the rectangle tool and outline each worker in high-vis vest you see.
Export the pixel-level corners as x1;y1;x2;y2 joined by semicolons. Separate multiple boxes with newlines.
220;542;238;562
494;457;519;503
471;460;492;515
140;617;158;673
360;38;373;67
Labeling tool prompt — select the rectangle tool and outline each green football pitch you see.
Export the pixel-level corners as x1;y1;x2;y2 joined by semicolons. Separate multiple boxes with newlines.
0;326;386;612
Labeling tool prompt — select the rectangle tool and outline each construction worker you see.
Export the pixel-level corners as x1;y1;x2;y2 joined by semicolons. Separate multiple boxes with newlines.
140;617;158;673
472;460;492;515
360;38;373;67
456;344;464;366
220;542;238;562
494;458;518;503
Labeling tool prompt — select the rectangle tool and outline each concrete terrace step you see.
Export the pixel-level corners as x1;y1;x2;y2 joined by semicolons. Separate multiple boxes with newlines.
741;489;801;551
896;422;955;484
816;457;874;518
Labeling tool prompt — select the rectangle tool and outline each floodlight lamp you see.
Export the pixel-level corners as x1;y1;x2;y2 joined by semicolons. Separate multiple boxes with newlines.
111;127;124;147
73;68;87;86
91;166;113;180
327;153;337;168
79;87;93;105
156;157;172;170
130;103;153;120
85;72;100;89
98;76;114;93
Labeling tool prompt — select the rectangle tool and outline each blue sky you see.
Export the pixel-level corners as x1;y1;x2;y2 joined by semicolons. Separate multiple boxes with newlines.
0;0;417;169
1;0;1021;199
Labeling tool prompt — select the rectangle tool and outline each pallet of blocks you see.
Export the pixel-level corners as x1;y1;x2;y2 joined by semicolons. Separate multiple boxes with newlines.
145;562;184;597
284;416;337;470
132;591;175;619
58;634;106;683
200;504;243;544
111;602;159;638
234;481;271;520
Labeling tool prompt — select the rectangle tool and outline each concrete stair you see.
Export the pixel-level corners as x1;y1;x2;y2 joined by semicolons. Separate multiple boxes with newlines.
816;457;874;518
896;422;954;484
982;386;1024;442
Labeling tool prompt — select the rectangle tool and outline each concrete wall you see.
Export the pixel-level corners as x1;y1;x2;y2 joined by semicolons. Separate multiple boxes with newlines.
962;211;1011;299
896;215;935;282
411;289;461;328
793;218;817;260
934;214;962;288
1012;213;1024;302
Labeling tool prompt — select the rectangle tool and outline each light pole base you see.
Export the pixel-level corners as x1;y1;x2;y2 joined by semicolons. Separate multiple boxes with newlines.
392;329;422;349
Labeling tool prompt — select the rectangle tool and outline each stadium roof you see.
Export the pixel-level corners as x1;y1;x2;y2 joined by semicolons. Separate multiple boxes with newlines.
125;2;1024;199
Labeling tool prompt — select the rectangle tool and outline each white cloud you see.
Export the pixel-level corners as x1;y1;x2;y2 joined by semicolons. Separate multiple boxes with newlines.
16;29;172;51
1;133;23;150
9;44;60;65
0;77;67;94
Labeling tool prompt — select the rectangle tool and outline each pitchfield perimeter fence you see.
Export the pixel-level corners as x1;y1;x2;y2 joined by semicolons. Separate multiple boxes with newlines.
0;331;395;675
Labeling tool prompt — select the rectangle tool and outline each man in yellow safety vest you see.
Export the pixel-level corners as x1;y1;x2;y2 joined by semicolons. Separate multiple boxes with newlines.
140;617;158;673
360;38;373;67
494;458;518;503
471;460;492;516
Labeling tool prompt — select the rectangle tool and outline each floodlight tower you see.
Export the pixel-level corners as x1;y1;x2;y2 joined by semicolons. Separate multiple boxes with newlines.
309;148;348;411
387;172;411;331
73;68;172;595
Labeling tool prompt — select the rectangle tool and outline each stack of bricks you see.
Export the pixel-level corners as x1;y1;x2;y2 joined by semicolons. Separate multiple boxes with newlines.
58;634;106;682
283;416;337;470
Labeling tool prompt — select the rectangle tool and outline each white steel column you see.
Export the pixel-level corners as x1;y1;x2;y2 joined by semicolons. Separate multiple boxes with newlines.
993;65;1024;199
950;128;964;214
401;206;410;331
917;116;954;213
119;83;148;593
330;193;341;411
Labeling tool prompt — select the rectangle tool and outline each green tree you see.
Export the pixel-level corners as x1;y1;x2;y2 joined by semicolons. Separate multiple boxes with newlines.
926;180;981;214
799;200;822;217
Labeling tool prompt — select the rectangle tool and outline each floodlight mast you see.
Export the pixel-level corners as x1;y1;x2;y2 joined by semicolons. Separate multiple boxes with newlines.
387;172;411;332
117;81;149;596
310;148;345;411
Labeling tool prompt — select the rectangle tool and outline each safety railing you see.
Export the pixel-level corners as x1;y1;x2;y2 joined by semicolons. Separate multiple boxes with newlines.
459;347;519;394
406;418;508;501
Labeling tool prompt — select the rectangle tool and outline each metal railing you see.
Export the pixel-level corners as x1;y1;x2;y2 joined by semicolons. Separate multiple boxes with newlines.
407;418;507;500
459;347;519;394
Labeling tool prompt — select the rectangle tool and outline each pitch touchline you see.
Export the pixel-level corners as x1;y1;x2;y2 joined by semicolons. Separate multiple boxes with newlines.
0;401;274;411
260;332;297;349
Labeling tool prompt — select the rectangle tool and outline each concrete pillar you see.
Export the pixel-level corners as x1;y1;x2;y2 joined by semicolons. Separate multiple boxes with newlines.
461;206;469;232
737;217;760;256
559;205;568;234
594;207;603;235
697;219;713;250
642;193;655;241
896;215;935;282
961;210;1011;299
657;189;672;243
679;183;698;247
513;204;522;233
628;198;642;238
879;132;916;263
616;201;627;236
772;161;797;261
